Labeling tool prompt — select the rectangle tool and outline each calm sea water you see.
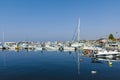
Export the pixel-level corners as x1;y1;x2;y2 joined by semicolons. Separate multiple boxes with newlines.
0;50;120;80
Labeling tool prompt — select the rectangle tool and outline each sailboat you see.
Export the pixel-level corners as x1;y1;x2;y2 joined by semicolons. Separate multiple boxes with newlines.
71;18;84;48
0;42;3;49
1;32;6;49
0;32;4;49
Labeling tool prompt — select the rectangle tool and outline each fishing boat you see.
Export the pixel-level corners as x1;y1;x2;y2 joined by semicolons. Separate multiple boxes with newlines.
34;44;43;51
45;44;58;51
63;46;75;51
96;50;120;56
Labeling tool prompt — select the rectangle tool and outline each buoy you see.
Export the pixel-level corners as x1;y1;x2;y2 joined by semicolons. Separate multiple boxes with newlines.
109;61;112;65
91;70;97;74
108;61;112;67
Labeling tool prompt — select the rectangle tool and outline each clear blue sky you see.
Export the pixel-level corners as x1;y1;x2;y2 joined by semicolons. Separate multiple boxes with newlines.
0;0;120;41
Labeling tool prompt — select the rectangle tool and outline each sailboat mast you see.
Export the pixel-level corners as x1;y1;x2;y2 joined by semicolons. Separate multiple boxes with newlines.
77;18;80;42
3;32;4;43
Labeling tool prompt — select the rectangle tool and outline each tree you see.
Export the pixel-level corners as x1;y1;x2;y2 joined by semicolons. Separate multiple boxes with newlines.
108;33;115;41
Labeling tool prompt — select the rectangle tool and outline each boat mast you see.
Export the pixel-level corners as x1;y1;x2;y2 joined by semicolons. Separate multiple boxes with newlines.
77;17;80;42
3;32;4;43
72;17;80;42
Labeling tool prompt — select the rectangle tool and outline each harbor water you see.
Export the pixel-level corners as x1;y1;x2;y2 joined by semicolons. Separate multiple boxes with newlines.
0;50;120;80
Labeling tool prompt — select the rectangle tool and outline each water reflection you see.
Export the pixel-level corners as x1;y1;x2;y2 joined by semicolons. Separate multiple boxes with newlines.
90;54;120;67
2;52;7;67
68;51;81;80
77;51;80;80
0;50;120;80
75;51;82;80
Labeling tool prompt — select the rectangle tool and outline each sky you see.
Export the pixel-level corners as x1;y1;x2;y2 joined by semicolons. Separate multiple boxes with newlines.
0;0;120;42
